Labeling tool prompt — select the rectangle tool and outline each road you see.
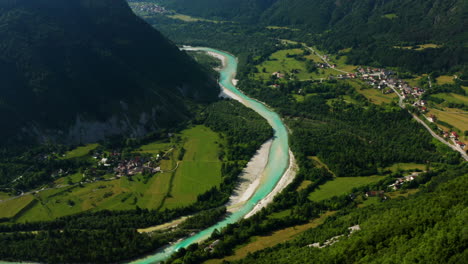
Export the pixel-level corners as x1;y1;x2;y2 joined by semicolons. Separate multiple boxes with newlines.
389;85;468;161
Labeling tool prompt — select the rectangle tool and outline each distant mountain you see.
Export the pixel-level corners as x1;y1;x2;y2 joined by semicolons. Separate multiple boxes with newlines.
164;0;466;45
162;0;276;22
0;0;218;145
161;0;467;72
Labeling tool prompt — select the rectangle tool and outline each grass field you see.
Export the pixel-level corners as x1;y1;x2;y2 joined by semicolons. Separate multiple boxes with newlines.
0;191;10;200
384;163;426;172
308;176;384;202
3;125;224;223
427;107;468;132
62;143;99;159
296;180;313;191
355;87;398;104
0;195;35;218
436;75;455;85
432;93;468;105
162;126;223;209
255;49;337;81
387;189;419;199
167;13;223;23
204;212;336;264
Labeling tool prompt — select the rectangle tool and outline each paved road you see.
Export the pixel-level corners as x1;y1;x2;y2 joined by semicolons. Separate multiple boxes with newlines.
389;85;468;161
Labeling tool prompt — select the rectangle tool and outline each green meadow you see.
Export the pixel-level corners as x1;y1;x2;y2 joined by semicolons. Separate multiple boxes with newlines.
1;125;224;223
308;176;384;202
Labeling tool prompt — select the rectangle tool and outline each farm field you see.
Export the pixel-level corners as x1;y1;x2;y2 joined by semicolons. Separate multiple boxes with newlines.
0;195;35;219
62;143;99;159
162;125;223;209
308;176;384;202
428;107;468;132
383;163;426;172
432;93;468;105
254;49;337;81
355;87;398;104
436;75;455;85
1;125;223;223
204;212;336;264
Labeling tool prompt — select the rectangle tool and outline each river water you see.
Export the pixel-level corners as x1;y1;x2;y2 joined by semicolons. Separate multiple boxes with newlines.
129;48;291;263
0;48;290;264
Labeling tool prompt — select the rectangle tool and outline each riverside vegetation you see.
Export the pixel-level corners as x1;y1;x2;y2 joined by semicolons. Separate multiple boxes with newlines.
125;1;467;263
0;0;466;263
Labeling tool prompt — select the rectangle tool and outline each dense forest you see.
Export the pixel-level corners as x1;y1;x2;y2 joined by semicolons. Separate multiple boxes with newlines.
233;165;468;264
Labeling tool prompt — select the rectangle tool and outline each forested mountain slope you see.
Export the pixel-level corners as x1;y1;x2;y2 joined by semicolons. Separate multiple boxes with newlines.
0;0;218;145
162;0;276;22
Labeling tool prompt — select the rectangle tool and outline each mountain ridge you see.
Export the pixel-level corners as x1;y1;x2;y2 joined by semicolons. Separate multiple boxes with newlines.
0;0;219;145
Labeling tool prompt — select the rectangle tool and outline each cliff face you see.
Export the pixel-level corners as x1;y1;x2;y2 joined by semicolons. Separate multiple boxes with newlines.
0;0;219;145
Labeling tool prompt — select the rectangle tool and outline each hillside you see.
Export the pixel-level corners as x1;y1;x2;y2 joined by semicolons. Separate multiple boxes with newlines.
159;0;467;73
0;0;218;145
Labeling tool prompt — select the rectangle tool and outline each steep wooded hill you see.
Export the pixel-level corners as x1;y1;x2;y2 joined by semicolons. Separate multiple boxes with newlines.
0;0;218;145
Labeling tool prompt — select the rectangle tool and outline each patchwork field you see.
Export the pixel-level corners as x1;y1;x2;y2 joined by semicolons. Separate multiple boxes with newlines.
308;176;385;202
1;125;224;223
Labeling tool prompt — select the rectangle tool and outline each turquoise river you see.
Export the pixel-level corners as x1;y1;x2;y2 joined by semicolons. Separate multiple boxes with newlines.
130;48;291;263
0;48;290;264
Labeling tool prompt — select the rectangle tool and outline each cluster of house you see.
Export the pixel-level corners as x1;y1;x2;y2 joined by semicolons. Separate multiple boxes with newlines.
442;131;466;149
359;67;426;99
113;156;161;177
132;3;167;15
388;172;420;190
93;151;161;178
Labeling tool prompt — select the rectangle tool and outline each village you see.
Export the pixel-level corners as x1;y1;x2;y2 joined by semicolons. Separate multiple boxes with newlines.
129;2;168;15
270;60;466;153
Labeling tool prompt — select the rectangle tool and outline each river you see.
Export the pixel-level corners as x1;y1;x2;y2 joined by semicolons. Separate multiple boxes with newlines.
128;48;291;263
0;48;291;264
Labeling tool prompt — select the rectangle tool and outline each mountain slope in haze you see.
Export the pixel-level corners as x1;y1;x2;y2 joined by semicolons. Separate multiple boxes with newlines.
162;0;276;22
0;0;218;145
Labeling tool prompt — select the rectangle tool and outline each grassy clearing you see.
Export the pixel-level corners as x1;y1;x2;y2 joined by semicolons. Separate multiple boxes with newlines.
436;75;455;85
382;13;398;19
62;143;99;159
0;191;10;200
167;14;223;23
384;163;426;172
355;87;398;104
137;141;173;155
395;44;441;50
266;26;300;31
387;189;420;199
359;196;381;208
308;176;385;202
427;107;468;132
0;195;35;218
255;49;337;81
308;156;334;175
205;212;336;264
432;93;468;105
162;126;223;210
296;180;313;191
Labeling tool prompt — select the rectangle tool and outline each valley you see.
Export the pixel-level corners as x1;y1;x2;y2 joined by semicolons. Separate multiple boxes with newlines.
0;0;466;263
